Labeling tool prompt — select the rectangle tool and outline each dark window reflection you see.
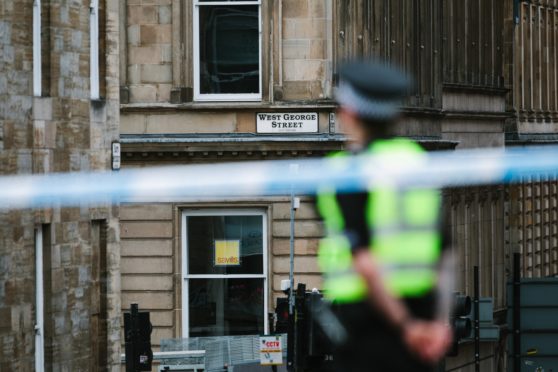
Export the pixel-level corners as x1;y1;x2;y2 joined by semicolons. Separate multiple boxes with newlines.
199;5;259;94
187;215;263;275
189;278;264;337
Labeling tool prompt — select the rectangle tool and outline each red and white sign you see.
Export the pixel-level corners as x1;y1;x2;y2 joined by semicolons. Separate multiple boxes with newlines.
259;336;283;365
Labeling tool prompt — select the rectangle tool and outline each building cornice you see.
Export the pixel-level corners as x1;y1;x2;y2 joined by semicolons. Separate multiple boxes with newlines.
506;133;558;146
119;133;457;163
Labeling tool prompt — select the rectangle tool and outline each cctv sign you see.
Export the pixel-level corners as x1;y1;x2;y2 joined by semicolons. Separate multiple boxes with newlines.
260;336;283;365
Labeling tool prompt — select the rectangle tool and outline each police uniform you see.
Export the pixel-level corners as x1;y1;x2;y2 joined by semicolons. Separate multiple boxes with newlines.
316;61;449;372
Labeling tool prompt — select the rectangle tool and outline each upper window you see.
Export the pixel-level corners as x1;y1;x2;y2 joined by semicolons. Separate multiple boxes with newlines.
193;0;262;101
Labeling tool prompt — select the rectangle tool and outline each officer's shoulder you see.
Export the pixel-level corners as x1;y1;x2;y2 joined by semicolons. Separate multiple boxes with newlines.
327;150;349;159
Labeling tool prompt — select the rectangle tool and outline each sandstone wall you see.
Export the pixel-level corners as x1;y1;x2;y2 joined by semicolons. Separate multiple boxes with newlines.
0;0;121;371
119;198;323;347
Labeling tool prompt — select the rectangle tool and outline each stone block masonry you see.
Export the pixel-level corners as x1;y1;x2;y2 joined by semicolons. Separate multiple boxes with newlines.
281;0;333;101
127;2;173;103
0;1;121;371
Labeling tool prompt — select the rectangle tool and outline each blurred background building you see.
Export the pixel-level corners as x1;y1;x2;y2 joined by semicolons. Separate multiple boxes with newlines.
1;0;558;371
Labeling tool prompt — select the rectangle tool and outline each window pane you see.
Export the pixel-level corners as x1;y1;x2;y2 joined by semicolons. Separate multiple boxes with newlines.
199;5;259;94
187;215;263;275
189;278;264;337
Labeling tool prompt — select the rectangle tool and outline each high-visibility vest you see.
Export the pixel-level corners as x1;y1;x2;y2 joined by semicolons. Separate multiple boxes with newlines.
317;138;442;303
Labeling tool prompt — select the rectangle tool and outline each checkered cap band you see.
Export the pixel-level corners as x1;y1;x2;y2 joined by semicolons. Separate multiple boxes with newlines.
335;81;400;121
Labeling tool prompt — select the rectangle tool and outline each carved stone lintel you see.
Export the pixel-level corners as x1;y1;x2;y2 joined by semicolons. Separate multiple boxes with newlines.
171;87;193;104
120;86;130;104
273;85;283;101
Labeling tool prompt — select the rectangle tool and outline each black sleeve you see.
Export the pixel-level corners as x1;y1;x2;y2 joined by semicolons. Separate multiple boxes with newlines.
336;191;370;253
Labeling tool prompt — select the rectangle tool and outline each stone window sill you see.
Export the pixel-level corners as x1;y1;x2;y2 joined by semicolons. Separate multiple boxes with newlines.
120;100;337;112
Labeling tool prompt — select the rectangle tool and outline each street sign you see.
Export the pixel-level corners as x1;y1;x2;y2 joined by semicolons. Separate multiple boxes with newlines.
256;112;318;133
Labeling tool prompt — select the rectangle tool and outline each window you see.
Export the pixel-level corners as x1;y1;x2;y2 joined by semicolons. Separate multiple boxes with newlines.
91;221;108;370
33;0;41;97
182;210;268;337
33;0;51;97
193;0;262;101
35;227;45;372
90;0;100;99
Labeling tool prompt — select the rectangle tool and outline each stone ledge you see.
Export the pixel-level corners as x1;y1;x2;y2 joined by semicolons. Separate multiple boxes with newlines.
443;83;509;95
121;101;337;112
443;111;512;121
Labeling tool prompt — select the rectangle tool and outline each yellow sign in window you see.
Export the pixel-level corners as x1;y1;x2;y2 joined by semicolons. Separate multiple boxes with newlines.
214;240;240;266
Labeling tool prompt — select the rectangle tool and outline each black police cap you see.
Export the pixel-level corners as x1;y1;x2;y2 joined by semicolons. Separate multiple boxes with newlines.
338;60;411;100
336;60;411;120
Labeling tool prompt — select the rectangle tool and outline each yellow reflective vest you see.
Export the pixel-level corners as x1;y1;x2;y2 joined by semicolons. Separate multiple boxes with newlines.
317;138;442;303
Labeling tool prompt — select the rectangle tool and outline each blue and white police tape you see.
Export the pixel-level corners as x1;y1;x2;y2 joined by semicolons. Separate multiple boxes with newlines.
1;145;558;209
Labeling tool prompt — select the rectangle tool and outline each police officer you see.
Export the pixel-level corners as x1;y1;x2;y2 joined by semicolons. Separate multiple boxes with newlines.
316;60;452;372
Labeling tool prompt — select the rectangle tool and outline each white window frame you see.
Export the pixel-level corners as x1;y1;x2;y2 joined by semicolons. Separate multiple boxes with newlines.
33;0;42;97
35;227;45;372
181;209;268;338
193;0;262;102
90;0;100;100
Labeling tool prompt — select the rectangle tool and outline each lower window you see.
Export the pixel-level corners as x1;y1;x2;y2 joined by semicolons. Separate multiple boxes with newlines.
189;278;264;337
182;210;268;337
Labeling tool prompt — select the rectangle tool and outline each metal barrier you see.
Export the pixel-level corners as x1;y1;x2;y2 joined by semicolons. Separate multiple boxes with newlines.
160;334;287;372
120;350;206;371
158;366;204;372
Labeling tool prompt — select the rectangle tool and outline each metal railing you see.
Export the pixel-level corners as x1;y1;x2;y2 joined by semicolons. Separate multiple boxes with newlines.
160;334;287;372
120;350;206;371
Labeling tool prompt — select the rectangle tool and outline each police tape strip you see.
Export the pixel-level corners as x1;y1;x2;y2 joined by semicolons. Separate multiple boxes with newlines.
1;145;558;209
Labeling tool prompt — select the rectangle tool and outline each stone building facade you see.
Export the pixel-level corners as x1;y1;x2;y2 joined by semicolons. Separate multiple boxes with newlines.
1;0;557;371
118;1;558;371
0;0;121;371
118;0;341;353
